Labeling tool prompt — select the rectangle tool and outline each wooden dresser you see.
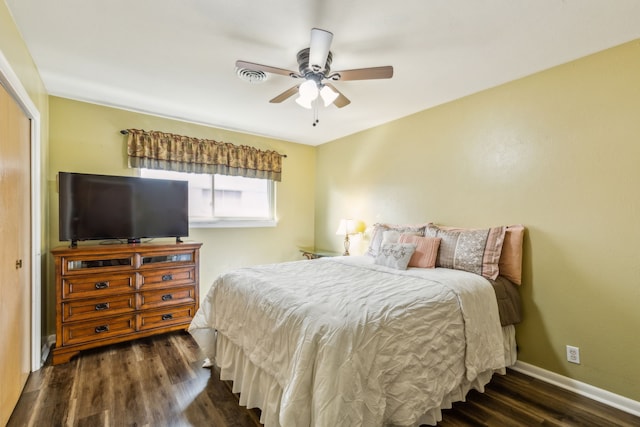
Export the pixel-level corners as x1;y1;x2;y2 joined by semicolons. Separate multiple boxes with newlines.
51;242;202;365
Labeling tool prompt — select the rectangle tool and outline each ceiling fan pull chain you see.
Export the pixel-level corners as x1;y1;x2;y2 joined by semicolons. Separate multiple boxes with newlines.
313;100;319;126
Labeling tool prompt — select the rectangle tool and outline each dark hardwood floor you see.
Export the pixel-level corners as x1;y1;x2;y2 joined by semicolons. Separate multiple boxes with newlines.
7;332;639;426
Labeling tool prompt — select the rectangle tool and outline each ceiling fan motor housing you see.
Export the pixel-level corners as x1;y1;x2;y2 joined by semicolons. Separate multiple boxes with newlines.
297;48;332;77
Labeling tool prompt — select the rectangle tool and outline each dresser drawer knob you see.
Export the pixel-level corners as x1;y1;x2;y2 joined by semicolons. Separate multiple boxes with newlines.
95;325;109;333
95;303;110;311
161;274;173;281
161;294;173;301
94;281;109;289
161;314;173;321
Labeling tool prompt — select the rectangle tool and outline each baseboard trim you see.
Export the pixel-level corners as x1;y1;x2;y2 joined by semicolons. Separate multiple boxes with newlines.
40;335;55;367
512;361;640;417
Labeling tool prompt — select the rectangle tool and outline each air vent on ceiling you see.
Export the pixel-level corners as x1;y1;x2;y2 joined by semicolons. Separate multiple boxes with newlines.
236;68;267;83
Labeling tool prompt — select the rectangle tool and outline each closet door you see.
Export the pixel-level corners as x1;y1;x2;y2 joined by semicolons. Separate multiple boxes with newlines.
0;82;32;426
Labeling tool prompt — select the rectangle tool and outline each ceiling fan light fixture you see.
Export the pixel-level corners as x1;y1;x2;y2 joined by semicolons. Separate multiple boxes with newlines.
298;79;319;98
320;85;339;107
295;95;314;109
296;79;319;108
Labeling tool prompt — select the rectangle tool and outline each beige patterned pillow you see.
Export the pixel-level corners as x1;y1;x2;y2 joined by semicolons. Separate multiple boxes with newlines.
425;224;506;280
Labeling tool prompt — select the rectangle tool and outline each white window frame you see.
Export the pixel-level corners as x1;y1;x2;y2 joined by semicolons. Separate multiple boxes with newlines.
139;169;278;228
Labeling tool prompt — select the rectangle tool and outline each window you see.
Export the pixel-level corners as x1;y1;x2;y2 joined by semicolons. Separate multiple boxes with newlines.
140;169;276;227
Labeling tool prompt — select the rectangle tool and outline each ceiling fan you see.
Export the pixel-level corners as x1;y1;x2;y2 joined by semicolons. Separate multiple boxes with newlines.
236;28;393;110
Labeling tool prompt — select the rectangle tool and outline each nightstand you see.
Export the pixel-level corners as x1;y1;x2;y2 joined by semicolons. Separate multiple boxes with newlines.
298;248;341;260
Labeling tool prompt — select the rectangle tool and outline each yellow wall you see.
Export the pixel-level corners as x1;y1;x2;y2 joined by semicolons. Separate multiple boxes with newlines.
315;39;640;401
47;97;316;332
1;1;50;341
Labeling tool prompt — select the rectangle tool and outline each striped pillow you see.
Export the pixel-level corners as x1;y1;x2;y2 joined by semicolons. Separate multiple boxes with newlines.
398;234;441;268
425;224;506;280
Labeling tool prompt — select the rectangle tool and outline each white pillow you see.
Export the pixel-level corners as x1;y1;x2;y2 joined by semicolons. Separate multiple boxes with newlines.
374;243;417;270
381;230;402;244
366;223;430;257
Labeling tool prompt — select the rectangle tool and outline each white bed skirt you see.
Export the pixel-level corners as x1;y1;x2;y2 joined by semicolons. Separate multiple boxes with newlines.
192;325;517;427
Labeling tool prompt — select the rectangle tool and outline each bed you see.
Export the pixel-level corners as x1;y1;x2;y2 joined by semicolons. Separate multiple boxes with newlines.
189;223;524;426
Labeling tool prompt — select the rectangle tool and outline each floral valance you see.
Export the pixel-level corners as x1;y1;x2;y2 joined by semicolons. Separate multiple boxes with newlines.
126;129;283;181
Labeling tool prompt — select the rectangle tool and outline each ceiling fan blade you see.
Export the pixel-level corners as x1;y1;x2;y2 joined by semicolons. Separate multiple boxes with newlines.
269;85;300;103
236;60;297;78
330;66;394;81
308;28;333;72
325;83;351;108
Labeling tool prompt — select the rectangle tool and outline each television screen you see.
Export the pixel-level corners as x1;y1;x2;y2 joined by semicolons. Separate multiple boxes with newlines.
59;172;189;245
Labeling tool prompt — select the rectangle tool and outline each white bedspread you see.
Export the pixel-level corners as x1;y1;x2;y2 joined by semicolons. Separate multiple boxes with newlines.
190;256;505;427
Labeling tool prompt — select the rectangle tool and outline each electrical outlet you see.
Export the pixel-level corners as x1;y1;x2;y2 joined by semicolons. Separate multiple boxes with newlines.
566;345;580;364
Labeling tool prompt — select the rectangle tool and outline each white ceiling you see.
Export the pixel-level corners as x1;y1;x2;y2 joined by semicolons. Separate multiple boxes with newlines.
6;0;640;146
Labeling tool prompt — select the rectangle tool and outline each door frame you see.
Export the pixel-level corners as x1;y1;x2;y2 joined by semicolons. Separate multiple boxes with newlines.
0;50;43;371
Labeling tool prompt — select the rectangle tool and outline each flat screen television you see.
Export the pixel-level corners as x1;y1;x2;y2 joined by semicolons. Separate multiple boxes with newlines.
58;172;189;247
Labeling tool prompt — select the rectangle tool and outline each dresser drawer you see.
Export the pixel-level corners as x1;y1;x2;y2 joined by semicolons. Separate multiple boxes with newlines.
138;267;195;290
138;305;196;331
60;253;135;275
137;286;196;310
61;315;136;346
61;294;135;323
62;273;136;300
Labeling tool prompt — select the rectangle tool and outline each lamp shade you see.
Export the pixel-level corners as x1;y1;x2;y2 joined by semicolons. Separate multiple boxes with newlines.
295;96;314;109
295;80;319;109
298;79;318;98
320;85;339;107
336;219;365;235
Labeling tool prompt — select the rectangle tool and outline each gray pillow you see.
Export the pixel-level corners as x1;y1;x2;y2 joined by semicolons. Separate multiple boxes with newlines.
374;243;417;270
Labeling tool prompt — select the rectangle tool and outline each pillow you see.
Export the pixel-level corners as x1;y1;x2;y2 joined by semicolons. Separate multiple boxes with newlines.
433;224;525;284
425;224;506;280
374;243;416;270
398;234;441;268
366;223;430;257
499;225;525;285
381;230;402;245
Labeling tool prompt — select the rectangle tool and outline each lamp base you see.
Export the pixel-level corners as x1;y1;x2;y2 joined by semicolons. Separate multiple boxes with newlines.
343;234;350;256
